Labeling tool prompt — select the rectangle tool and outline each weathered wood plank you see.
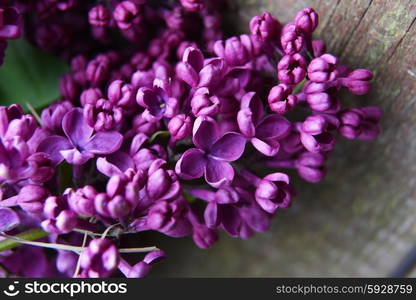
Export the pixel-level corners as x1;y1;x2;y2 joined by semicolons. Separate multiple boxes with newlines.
150;0;416;277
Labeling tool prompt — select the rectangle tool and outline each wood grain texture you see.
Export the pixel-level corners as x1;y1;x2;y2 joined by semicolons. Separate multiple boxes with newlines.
150;0;416;277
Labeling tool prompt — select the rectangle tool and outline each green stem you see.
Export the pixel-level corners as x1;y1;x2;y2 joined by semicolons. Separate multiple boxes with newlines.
0;228;49;252
293;78;307;94
0;231;158;254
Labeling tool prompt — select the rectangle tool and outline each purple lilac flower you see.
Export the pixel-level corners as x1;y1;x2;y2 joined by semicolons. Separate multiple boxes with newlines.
277;53;307;85
250;12;281;42
268;84;297;114
237;92;291;156
79;238;119;278
299;114;339;153
118;250;166;278
176;117;246;188
38;108;123;165
280;23;304;55
136;80;179;122
254;172;293;214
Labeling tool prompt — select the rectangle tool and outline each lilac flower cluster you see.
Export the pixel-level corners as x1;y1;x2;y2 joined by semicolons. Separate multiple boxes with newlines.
0;1;381;278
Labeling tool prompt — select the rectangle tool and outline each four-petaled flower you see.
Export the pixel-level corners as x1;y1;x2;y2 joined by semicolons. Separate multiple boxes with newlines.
176;117;246;188
38;108;123;165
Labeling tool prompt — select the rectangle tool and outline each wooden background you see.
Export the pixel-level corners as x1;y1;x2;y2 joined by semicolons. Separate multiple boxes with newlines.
150;0;416;277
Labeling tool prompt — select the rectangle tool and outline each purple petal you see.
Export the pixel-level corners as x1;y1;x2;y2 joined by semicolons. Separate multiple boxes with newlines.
240;92;264;125
96;152;134;177
176;62;199;87
240;203;270;233
237;108;256;137
205;159;234;188
60;148;94;165
187;188;216;202
251;137;280;156
84;131;123;154
62;108;93;147
136;87;159;108
220;205;242;237
183;47;204;72
192;117;220;151
210;132;246;161
37;135;72;165
0;208;20;232
264;172;290;184
204;201;219;228
256;114;291;140
175;148;206;180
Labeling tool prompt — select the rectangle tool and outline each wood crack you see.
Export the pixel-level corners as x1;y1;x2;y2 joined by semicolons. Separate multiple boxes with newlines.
318;0;341;34
381;17;416;66
338;0;373;59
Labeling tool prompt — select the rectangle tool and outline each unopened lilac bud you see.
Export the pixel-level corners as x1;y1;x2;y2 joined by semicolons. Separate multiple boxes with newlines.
84;99;123;131
338;107;381;140
147;200;191;237
113;1;141;30
338;109;363;139
281;23;304;55
17;184;48;213
302;82;332;112
4;115;37;141
343;69;373;95
255;173;292;213
191;87;221;117
296;151;326;183
302;115;326;135
108;195;131;219
198;58;227;88
89;5;111;27
0;6;21;39
130;52;152;70
27;152;54;183
43;196;62;218
68;186;97;217
86;58;110;86
176;47;204;87
146;160;180;201
268;84;297;114
277;54;306;84
214;35;256;67
107;80;135;108
308;54;339;82
180;0;204;12
59;74;79;101
294;8;318;34
250;12;281;41
80;88;103;106
168;114;192;141
54;210;77;233
35;24;68;50
70;55;87;72
80;238;119;278
300;115;337;153
41;101;73;133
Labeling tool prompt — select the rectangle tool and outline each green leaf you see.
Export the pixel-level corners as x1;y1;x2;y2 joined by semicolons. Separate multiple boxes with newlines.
0;38;69;110
149;130;170;143
183;191;197;204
